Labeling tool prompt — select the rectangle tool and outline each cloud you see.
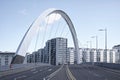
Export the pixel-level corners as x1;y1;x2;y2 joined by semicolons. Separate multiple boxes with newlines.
18;9;28;15
45;13;61;24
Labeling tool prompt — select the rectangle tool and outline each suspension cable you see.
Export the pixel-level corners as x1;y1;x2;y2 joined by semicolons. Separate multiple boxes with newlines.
54;18;61;37
39;21;44;48
34;26;40;51
60;23;66;37
48;13;57;39
41;16;49;48
64;26;69;38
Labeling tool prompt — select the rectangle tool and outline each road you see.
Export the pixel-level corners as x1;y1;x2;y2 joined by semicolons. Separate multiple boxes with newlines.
69;64;120;80
0;65;61;80
1;64;120;80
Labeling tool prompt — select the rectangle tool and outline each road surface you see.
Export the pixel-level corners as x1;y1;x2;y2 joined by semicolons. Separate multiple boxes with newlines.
0;65;60;80
1;64;120;80
69;64;120;80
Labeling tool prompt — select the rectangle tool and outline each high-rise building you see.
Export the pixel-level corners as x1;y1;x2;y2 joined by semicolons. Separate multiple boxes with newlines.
44;41;50;63
45;37;67;65
38;49;45;63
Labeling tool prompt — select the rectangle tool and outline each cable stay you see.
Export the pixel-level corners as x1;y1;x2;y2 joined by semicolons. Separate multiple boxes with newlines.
54;19;61;38
41;15;49;48
48;13;57;40
64;27;69;38
34;26;40;51
60;24;67;37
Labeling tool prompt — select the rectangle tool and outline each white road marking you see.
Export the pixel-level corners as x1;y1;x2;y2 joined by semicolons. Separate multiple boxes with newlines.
33;71;38;74
14;75;26;80
31;68;36;71
45;65;64;80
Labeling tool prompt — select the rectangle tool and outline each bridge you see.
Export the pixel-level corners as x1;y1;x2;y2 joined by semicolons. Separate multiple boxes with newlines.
0;8;120;80
0;63;120;80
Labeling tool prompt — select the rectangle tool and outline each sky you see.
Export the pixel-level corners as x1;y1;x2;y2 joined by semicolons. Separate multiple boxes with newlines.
0;0;120;52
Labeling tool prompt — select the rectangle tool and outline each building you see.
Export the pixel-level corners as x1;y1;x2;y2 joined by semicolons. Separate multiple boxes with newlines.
27;38;120;65
90;49;97;62
27;53;33;63
27;37;67;65
27;46;118;65
109;50;116;63
97;49;104;62
67;48;117;64
0;52;15;66
47;37;67;65
44;40;51;63
38;37;68;65
38;49;45;63
67;48;75;64
113;45;120;63
81;48;90;62
27;49;45;63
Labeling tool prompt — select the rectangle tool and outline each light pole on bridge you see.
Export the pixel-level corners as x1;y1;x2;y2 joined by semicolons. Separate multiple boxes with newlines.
91;36;98;64
91;36;98;50
99;28;107;62
87;41;92;49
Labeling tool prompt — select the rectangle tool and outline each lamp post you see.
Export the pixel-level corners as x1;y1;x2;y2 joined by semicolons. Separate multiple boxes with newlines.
87;41;92;49
91;36;98;64
87;40;94;65
99;28;107;62
91;36;98;49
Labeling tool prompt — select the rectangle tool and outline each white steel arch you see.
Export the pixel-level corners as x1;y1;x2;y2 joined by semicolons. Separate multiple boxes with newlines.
11;8;81;64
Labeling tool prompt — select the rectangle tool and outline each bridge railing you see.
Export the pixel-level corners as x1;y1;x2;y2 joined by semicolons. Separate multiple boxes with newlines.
84;62;120;70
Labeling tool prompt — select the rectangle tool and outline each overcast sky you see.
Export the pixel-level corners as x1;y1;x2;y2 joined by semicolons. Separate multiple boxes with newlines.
0;0;120;52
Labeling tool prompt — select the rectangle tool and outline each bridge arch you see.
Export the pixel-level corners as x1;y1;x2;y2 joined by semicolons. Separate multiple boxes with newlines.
11;8;81;64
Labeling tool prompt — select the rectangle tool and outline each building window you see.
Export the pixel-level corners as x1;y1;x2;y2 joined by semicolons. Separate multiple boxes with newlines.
5;55;9;65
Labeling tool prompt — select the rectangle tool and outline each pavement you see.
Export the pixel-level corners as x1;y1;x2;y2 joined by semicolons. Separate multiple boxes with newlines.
1;64;120;80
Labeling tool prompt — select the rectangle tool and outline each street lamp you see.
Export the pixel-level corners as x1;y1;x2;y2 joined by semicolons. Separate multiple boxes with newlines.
87;40;94;65
87;41;92;49
91;36;98;64
99;28;107;62
91;36;98;49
